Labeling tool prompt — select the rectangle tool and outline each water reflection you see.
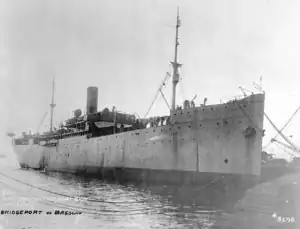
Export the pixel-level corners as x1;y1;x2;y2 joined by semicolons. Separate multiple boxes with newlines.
0;168;226;228
2;166;297;229
31;171;250;228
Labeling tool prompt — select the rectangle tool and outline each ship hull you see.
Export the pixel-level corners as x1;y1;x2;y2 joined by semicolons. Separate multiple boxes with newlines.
13;144;43;169
75;166;258;189
13;94;265;187
45;167;258;210
13;144;258;185
106;168;259;209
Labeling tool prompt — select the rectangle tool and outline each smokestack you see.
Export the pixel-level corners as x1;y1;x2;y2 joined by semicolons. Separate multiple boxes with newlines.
86;87;98;115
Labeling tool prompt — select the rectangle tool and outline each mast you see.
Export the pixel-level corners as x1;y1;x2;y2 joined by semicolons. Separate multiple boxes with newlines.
171;6;182;114
50;76;56;132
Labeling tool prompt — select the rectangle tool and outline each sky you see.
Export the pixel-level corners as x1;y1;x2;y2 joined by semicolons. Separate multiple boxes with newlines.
1;0;300;157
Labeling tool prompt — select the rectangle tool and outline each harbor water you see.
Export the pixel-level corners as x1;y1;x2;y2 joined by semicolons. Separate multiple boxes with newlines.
0;153;299;229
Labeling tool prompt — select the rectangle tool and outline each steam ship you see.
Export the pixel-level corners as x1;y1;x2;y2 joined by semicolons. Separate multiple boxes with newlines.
10;11;265;188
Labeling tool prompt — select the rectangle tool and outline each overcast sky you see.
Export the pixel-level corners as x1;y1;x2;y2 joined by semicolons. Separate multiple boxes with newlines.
1;0;300;152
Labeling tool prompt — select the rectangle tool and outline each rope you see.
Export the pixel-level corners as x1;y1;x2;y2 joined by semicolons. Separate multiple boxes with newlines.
159;89;171;111
0;172;148;205
0;170;224;211
190;176;224;192
0;180;160;216
0;179;219;218
264;113;299;152
234;101;264;133
144;90;160;118
36;112;48;133
263;103;300;149
234;100;299;153
144;70;171;118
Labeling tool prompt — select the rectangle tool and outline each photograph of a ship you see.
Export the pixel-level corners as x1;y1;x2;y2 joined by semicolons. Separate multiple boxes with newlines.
9;9;265;208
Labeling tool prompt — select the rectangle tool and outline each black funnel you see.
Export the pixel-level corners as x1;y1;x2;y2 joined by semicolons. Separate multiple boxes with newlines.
86;87;98;115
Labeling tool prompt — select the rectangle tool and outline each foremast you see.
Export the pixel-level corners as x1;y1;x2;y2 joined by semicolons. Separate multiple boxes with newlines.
50;76;56;132
171;7;182;117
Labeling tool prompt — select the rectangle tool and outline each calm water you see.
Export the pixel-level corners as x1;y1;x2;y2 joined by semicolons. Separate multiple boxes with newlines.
0;155;298;229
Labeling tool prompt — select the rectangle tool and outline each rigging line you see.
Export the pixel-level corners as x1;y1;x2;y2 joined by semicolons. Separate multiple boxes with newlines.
144;71;171;118
263;103;300;149
271;142;297;158
36;112;48;133
144;92;160;118
271;139;300;156
159;88;171;111
0;172;154;205
264;113;299;151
